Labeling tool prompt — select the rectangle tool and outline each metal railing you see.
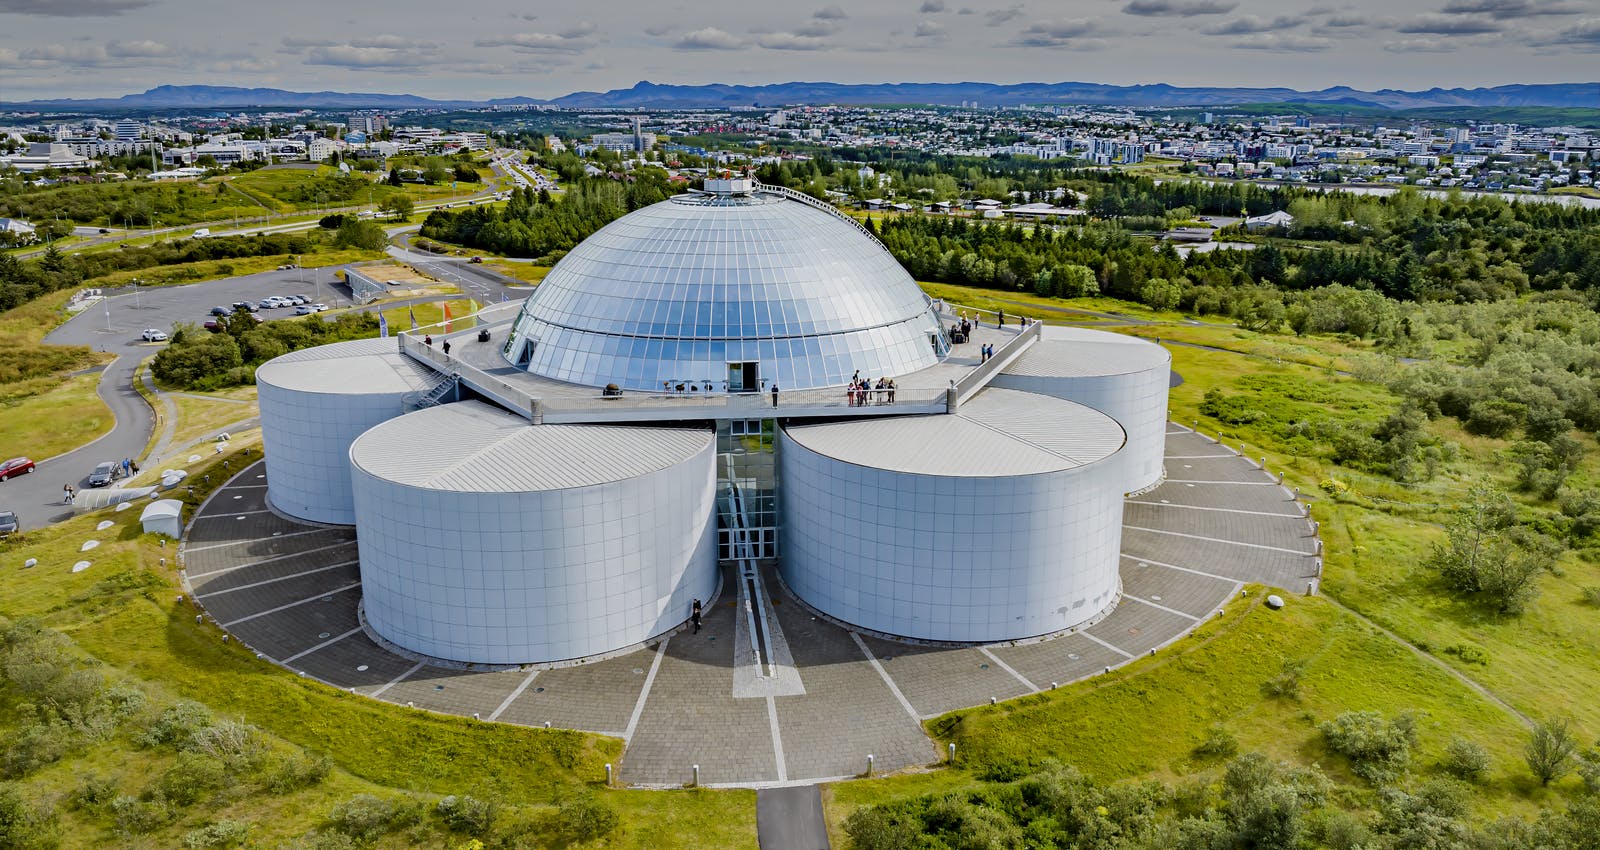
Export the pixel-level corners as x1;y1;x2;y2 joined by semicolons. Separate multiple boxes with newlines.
950;316;1042;411
754;182;896;258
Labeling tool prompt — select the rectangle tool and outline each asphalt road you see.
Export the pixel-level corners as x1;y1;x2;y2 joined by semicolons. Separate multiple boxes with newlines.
756;786;831;850
1;265;359;531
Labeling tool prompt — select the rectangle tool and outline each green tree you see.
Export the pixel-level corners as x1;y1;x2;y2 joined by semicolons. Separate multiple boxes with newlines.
1526;718;1578;786
377;195;413;222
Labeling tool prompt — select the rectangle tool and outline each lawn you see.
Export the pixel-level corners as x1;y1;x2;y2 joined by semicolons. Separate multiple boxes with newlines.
479;260;550;285
0;449;757;848
0;373;112;461
85;247;385;289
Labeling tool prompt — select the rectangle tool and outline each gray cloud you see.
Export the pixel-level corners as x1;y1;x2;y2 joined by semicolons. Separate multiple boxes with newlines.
281;36;336;49
305;40;442;68
985;5;1024;26
756;32;829;50
475;30;593;53
794;19;841;36
1014;19;1099;46
920;0;946;11
1397;14;1501;34
914;20;946;37
349;35;439;50
813;5;848;19
0;0;154;16
560;21;599;39
1440;0;1582;19
105;38;172;57
643;24;674;36
1123;0;1236;17
1230;33;1333;50
1203;15;1304;34
1320;13;1368;27
1383;36;1459;51
1542;16;1600;46
673;27;744;50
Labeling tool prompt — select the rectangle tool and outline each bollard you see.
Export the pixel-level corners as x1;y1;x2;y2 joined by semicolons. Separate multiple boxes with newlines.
176;595;183;604
1103;666;1111;675
1259;456;1266;468
1315;558;1323;575
989;696;996;705
867;754;875;776
160;539;166;548
1149;648;1156;657
1315;539;1323;555
1307;581;1316;596
195;614;202;623
160;557;165;567
222;635;229;643
543;721;551;728
472;713;480;720
1277;472;1284;484
948;742;957;763
1050;681;1058;690
605;763;613;786
692;764;700;787
407;701;414;708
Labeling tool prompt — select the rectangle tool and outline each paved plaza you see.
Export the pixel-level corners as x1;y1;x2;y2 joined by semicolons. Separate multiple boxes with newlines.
180;425;1320;788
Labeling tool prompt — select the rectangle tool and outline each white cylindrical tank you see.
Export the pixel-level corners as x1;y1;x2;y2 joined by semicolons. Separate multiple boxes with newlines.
256;338;442;524
779;388;1126;643
991;326;1171;494
349;401;718;665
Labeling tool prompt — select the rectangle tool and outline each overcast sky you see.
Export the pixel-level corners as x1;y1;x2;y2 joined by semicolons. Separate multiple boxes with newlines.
0;0;1595;102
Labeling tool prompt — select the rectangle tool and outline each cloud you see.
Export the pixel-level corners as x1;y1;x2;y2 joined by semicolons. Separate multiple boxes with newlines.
1383;37;1459;51
559;21;598;39
794;19;840;36
673;27;743;50
985;5;1024;25
1122;0;1235;16
957;6;974;13
1397;14;1501;33
281;36;336;49
1014;18;1099;46
919;0;946;10
1319;14;1367;27
305;45;439;68
105;38;172;57
756;32;829;49
643;24;674;36
1541;16;1600;46
0;0;154;16
1230;33;1333;50
17;43;109;62
1203;15;1303;34
914;20;945;37
475;29;593;53
349;35;438;50
203;57;280;73
1440;0;1582;19
813;5;848;19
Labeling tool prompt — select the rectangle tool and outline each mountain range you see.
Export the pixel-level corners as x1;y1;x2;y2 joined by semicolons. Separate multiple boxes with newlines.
5;81;1596;111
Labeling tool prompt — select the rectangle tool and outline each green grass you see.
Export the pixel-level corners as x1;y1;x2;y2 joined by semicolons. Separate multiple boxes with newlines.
0;452;756;848
0;373;114;462
479;260;549;285
86;247;384;289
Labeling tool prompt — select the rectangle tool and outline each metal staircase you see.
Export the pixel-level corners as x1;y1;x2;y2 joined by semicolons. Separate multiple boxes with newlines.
403;375;460;411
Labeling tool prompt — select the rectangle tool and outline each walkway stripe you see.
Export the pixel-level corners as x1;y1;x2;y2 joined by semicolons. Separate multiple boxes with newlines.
371;660;426;698
1121;553;1239;584
623;638;668;744
849;632;921;724
1079;630;1135;659
220;581;361;627
1124;525;1313;556
283;626;362;664
1126;501;1303;519
1164;454;1238;459
1161;479;1276;486
1122;594;1201;622
195;561;358;598
488;669;541;722
978;646;1038;692
222;484;269;489
187;541;357;579
767;696;788;782
184;527;345;552
193;509;277;520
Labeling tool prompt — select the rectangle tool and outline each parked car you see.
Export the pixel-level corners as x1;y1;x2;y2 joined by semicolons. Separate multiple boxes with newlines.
0;510;17;537
286;295;308;305
209;306;230;316
203;320;222;333
0;457;35;481
310;303;329;312
260;297;287;309
277;263;298;270
231;301;259;312
293;305;315;315
469;256;484;264
141;328;169;342
88;461;118;487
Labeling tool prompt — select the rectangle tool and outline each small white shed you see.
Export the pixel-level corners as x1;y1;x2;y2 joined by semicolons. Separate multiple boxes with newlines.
140;499;184;539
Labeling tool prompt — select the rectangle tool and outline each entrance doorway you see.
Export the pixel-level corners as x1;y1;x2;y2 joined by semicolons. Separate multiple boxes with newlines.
727;361;760;393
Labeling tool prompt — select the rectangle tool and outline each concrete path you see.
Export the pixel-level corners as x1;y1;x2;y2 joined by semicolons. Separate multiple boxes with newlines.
757;785;830;850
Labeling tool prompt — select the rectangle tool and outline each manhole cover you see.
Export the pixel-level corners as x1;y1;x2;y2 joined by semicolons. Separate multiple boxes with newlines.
633;668;643;675
979;663;989;670
1068;654;1080;660
535;687;545;693
1128;628;1141;635
434;685;444;691
357;665;369;672
1137;562;1149;568
318;632;330;639
321;596;333;603
232;495;243;500
1151;595;1162;601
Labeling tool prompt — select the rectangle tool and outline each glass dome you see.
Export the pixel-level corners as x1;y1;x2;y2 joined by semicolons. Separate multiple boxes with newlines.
501;180;946;392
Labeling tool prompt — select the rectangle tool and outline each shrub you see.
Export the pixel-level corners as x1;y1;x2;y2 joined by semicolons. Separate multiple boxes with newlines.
150;751;228;808
1442;643;1490;666
436;794;496;836
1200;388;1264;424
555;793;618;842
0;782;60;850
2;723;70;778
328;794;415;842
183;718;265;772
262;751;331;794
70;774;118;811
1442;737;1492;782
1319;711;1418;784
1525;718;1578;786
1582;587;1600;606
181;820;250;848
139;701;213;749
1194;724;1240;759
1262;659;1306;699
110;794;173;835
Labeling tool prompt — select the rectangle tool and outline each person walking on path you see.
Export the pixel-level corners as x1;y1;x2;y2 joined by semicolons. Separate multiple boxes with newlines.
770;383;779;407
692;599;703;634
998;308;1005;327
442;340;451;355
63;484;75;505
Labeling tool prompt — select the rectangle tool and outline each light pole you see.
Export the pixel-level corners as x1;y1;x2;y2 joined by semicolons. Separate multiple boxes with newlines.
132;278;140;310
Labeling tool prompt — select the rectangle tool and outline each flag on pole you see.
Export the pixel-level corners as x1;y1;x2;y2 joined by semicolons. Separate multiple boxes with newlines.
443;302;453;333
378;312;389;338
408;306;418;330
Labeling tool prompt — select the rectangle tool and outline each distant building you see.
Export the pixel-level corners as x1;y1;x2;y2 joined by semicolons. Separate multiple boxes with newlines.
1244;210;1295;231
114;118;143;141
0;142;93;173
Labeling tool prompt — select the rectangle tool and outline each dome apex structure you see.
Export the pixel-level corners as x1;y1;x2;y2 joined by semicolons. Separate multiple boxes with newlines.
500;183;946;392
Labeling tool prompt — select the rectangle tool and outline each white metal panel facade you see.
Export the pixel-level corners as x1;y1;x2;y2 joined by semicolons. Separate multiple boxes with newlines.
992;329;1171;493
349;413;718;665
778;416;1125;643
256;339;439;524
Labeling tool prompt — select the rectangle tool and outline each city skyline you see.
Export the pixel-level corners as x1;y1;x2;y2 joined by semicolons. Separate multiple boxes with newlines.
1;0;1596;102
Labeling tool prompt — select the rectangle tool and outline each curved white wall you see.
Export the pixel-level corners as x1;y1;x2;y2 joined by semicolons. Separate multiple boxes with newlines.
778;429;1125;643
992;331;1171;494
256;339;439;524
350;422;719;665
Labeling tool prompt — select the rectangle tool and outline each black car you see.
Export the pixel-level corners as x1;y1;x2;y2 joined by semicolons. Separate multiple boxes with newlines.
210;306;230;316
88;461;118;487
0;510;17;536
231;301;259;313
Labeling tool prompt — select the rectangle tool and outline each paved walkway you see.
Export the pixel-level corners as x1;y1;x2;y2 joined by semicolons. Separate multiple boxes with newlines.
179;423;1320;789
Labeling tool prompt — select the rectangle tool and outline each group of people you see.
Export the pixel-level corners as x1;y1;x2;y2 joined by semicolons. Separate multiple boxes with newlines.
847;371;896;405
979;343;996;363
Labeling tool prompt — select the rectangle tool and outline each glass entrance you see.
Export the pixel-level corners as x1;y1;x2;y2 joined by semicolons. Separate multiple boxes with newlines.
727;361;760;393
716;418;777;559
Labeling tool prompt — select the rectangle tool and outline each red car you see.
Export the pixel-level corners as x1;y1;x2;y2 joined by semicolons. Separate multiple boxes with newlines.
0;457;35;481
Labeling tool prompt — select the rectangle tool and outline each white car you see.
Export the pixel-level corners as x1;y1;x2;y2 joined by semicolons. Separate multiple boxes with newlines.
259;297;283;309
141;329;169;342
310;303;329;312
294;305;315;315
